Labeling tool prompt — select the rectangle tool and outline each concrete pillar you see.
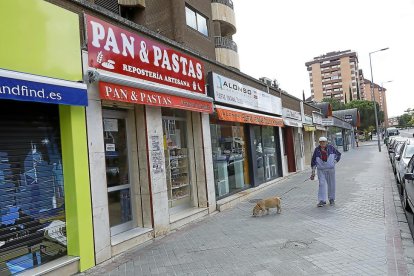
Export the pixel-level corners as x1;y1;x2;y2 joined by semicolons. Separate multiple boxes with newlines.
145;106;169;236
134;105;152;229
279;127;288;176
190;112;207;208
85;81;112;264
201;113;216;212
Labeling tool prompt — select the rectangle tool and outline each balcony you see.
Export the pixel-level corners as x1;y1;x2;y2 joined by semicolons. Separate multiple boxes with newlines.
118;0;145;7
211;0;236;36
212;0;234;9
214;36;239;69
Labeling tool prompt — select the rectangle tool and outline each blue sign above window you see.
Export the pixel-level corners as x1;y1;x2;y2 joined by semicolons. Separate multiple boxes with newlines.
0;69;88;106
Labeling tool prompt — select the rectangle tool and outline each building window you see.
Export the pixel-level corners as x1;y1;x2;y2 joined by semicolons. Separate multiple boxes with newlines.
210;121;250;198
185;6;208;36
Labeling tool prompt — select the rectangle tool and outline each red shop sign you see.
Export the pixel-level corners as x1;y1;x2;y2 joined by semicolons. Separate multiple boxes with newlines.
85;14;206;94
99;82;213;113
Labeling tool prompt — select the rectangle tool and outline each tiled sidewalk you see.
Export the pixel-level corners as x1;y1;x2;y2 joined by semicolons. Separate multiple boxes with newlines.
81;142;414;275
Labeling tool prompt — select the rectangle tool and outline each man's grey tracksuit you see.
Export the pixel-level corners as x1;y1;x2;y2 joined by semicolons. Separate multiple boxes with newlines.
311;145;342;202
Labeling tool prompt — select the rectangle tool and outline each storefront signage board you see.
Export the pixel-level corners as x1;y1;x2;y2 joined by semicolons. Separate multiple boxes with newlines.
283;108;302;121
322;118;334;126
210;72;282;115
304;125;316;132
312;112;323;125
343;114;353;124
0;69;87;106
215;106;284;127
100;82;213;113
86;14;205;95
283;118;303;128
303;115;313;125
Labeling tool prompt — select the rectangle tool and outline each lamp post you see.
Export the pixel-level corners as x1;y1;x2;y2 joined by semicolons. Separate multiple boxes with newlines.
380;80;393;131
369;47;389;152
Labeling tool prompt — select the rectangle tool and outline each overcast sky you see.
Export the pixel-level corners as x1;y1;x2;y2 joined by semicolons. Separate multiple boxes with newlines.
232;0;414;117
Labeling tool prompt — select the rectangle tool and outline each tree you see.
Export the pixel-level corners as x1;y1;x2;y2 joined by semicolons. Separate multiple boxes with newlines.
356;81;361;100
349;86;353;102
398;114;412;127
344;100;382;131
322;98;345;111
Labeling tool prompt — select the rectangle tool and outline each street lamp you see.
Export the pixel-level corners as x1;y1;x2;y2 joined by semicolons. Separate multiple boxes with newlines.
369;47;389;152
380;80;393;131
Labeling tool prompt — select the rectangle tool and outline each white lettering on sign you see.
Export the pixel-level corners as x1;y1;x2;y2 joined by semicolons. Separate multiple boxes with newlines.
89;20;202;80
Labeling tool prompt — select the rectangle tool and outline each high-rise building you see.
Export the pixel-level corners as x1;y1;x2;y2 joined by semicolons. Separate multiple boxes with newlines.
305;50;361;103
358;69;366;100
363;79;390;127
94;0;240;69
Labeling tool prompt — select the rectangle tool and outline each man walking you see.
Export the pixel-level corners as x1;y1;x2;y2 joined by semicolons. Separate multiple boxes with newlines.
310;137;341;207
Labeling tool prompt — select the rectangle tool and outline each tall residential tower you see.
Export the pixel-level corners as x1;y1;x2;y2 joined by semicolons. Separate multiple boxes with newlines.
305;50;361;103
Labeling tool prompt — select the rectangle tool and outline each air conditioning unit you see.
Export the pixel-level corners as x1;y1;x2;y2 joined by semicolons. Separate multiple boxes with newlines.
259;77;273;86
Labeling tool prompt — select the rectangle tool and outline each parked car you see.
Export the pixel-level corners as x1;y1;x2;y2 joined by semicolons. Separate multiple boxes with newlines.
392;143;405;175
385;127;400;145
388;137;407;164
395;139;414;185
402;155;414;212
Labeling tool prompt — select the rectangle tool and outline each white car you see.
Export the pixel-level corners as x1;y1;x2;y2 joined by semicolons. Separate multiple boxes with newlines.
396;139;414;185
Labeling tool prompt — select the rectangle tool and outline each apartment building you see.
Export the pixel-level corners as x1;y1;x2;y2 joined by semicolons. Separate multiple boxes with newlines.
363;79;390;127
94;0;240;69
305;50;361;103
358;69;366;99
388;117;399;127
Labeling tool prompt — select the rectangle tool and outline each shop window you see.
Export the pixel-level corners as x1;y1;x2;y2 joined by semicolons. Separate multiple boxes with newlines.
0;101;66;274
253;126;280;184
185;6;209;36
210;121;250;199
162;109;191;210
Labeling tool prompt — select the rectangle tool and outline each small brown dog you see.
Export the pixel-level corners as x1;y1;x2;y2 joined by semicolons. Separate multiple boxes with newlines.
252;196;281;216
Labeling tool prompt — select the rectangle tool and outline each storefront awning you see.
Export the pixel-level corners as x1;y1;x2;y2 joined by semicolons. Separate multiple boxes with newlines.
283;118;303;128
215;105;284;127
0;69;88;106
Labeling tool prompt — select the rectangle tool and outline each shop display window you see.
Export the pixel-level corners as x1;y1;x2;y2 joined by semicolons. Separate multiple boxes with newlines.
210;121;250;198
162;109;191;210
0;101;66;275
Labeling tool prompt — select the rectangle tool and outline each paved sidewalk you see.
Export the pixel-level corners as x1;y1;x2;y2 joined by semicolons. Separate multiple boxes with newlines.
82;142;414;276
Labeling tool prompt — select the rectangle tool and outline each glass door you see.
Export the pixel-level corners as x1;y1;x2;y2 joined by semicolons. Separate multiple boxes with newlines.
103;110;134;236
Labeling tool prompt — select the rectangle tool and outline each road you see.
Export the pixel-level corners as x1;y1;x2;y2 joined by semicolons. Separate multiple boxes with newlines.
81;141;414;276
399;128;414;138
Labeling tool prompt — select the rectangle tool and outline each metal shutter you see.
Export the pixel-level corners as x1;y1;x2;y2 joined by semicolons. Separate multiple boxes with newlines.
95;0;120;14
0;101;66;275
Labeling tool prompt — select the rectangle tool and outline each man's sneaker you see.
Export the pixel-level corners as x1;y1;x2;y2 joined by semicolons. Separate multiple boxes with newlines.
329;199;335;206
317;201;326;207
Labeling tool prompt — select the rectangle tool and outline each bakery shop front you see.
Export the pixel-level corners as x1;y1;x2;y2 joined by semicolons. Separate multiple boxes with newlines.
84;15;214;263
208;72;284;200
